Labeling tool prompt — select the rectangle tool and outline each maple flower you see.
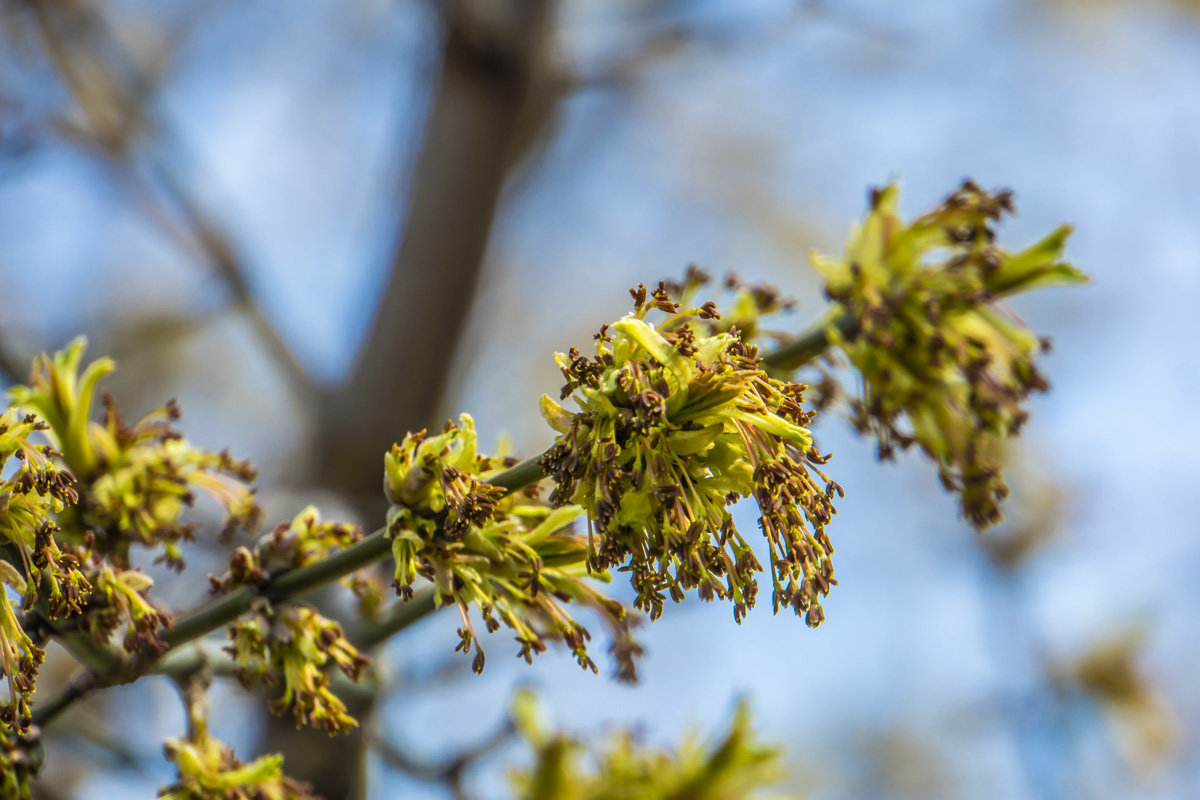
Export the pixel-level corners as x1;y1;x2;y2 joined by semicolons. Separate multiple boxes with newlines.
384;414;642;680
0;409;90;617
0;723;39;800
211;505;363;594
9;337;261;570
161;741;313;800
809;181;1086;527
0;585;43;733
226;600;369;735
540;283;841;625
86;565;173;656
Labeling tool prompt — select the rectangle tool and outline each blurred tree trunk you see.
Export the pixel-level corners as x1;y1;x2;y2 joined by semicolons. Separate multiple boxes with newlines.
317;0;556;516
265;3;555;798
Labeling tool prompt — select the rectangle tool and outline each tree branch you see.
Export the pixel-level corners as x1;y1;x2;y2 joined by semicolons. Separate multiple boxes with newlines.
28;451;540;729
28;320;840;727
761;310;857;372
371;717;516;800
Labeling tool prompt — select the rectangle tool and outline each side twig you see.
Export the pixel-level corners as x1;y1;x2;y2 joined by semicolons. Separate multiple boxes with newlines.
29;321;841;727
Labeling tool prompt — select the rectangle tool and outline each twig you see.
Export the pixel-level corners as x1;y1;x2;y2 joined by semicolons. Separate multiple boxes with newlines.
761;310;857;371
29;457;537;728
32;670;97;728
371;717;516;800
29;325;841;727
152;586;438;682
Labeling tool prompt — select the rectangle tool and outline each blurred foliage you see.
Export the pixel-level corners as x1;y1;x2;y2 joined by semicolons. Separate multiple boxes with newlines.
1053;627;1180;774
509;691;792;800
809;182;1085;529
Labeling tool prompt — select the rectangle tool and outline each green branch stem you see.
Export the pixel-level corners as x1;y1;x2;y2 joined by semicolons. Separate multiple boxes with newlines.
762;309;856;372
29;318;842;729
150;587;439;683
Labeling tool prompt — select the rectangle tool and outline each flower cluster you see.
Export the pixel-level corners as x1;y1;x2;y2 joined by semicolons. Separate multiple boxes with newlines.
509;691;790;800
0;409;89;618
0;340;267;792
226;600;369;735
384;414;509;543
212;506;362;593
9;337;261;570
160;669;314;800
0;563;43;797
539;283;841;626
809;182;1085;528
0;413;63;744
84;565;173;656
385;415;641;681
1053;629;1179;772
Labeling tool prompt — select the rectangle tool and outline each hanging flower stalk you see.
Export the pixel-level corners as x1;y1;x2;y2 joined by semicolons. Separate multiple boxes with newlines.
0;580;43;734
0;559;43;797
384;415;641;681
226;599;369;735
809;181;1086;528
540;282;841;627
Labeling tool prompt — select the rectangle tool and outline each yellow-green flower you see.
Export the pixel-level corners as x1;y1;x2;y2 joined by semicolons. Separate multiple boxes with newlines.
1055;628;1179;774
87;565;173;656
0;587;43;732
0;408;89;617
540;283;840;626
9;337;261;569
385;415;641;681
0;723;39;800
810;182;1086;528
161;741;313;800
226;601;368;735
212;506;363;594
